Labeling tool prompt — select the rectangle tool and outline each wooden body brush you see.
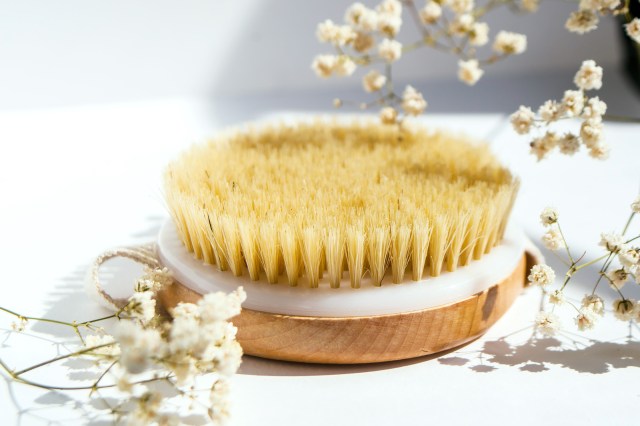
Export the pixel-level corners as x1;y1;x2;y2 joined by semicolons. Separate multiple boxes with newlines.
157;119;529;364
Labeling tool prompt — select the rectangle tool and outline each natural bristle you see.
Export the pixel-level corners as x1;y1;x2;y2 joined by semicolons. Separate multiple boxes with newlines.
164;120;519;288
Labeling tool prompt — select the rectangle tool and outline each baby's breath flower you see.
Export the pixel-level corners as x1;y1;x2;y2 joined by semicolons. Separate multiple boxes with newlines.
198;287;246;323
316;20;356;45
558;132;581;155
378;38;403;62
574;60;603;91
575;308;598;331
492;31;527;55
448;0;475;14
596;0;621;10
420;2;442;24
353;32;375;52
333;55;357;76
549;289;565;305
345;3;379;32
85;334;120;356
528;264;556;286
377;12;402;37
380;106;398;124
10;318;27;332
362;70;387;92
561;90;585;117
538;100;562;123
619;247;640;269
377;0;403;16
401;85;427;116
588;141;610;160
469;22;489;46
599;232;624;253
582;294;604;315
115;321;164;374
582;97;607;122
580;120;603;148
540;207;559;226
210;379;232;425
542;228;565;251
565;10;599;34
311;54;337;78
631;196;640;213
530;131;559;161
449;14;474;36
535;311;560;336
124;291;156;325
510;106;535;135
606;268;629;290
457;59;484;86
625;18;640;44
520;0;539;12
613;299;635;321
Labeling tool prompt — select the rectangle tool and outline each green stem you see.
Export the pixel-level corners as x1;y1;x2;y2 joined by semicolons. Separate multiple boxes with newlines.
13;343;116;377
556;222;574;264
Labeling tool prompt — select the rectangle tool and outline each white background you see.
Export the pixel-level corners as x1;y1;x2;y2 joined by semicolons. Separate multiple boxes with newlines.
1;1;640;425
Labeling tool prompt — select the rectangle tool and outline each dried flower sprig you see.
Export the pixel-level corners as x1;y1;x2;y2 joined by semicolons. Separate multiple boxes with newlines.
0;266;246;425
510;60;612;161
564;0;638;38
313;0;530;123
529;197;640;335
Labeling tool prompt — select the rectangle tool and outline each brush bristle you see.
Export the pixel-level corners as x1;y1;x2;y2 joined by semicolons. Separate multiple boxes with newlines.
164;120;519;288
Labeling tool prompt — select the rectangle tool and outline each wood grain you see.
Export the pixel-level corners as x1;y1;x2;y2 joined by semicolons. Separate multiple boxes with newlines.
158;254;527;364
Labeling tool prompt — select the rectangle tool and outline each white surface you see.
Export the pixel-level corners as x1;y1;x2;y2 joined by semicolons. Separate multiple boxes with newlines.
158;220;526;317
0;0;625;109
0;97;640;426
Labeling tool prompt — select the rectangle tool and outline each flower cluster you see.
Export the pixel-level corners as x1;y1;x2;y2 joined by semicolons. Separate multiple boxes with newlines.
564;0;638;41
529;198;640;335
510;60;610;161
0;265;247;425
313;0;528;124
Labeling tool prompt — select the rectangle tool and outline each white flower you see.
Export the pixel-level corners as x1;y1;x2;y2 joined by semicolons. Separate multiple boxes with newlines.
599;232;624;253
362;70;387;92
353;32;375;52
420;2;442;24
492;31;527;55
558;132;581;155
582;294;604;316
631;196;640;213
172;302;200;320
311;54;337;78
316;20;356;45
334;55;357;76
574;60;603;91
376;0;403;17
520;0;539;12
377;12;402;37
588;141;610;160
540;207;559;226
535;311;560;336
596;0;621;10
469;22;489;46
613;299;635;321
135;267;172;292
198;287;246;323
510;106;535;135
345;3;379;32
582;97;607;122
457;59;484;86
565;10;599;34
530;131;559;161
538;100;562;123
378;38;403;62
561;90;585;117
625;18;640;44
619;247;640;269
528;264;556;286
607;268;629;290
542;228;565;251
11;318;27;332
84;334;120;357
580;120;603;148
575;308;598;331
115;322;163;374
549;289;565;305
380;107;398;124
401;85;427;116
210;379;232;425
125;291;156;325
449;14;474;36
448;0;475;14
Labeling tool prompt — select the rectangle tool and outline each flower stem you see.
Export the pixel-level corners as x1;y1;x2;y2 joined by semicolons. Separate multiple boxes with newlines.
13;343;116;377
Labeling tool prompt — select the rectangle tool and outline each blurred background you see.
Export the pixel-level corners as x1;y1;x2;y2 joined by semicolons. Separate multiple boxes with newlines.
0;0;637;113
